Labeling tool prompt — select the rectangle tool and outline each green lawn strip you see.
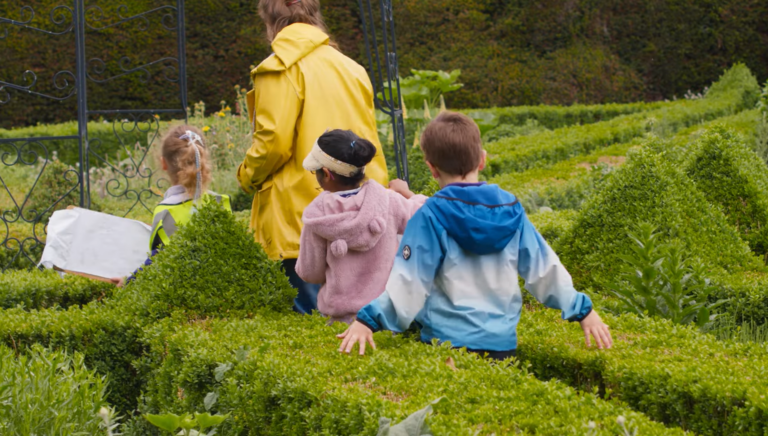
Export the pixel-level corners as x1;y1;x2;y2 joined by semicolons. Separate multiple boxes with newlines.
484;65;759;176
518;306;768;436
137;313;685;435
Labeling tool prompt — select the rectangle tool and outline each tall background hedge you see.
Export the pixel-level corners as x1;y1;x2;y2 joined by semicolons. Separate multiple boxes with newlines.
1;0;767;128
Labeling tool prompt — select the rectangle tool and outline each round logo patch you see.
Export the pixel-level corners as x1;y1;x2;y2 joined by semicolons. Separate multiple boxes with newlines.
402;245;411;260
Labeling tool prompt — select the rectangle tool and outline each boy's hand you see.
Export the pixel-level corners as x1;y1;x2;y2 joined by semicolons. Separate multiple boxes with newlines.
337;321;376;355
109;277;125;288
389;179;415;199
579;310;613;349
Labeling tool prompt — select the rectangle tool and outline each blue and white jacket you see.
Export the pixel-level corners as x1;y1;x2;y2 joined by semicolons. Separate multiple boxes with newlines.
356;183;593;351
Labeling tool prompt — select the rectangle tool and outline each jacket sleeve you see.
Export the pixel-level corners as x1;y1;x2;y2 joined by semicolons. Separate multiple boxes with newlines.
236;72;302;194
517;212;593;322
388;192;429;234
295;225;327;285
356;208;445;332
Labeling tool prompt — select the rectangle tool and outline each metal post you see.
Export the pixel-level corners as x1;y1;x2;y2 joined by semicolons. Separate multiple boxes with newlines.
358;0;409;183
176;0;188;122
73;0;89;207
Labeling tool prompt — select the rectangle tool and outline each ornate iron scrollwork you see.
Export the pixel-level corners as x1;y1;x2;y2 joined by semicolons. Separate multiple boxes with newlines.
0;1;188;271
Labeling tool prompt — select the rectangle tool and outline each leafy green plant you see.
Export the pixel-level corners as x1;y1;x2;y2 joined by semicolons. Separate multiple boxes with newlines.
0;268;113;310
379;69;463;111
609;223;728;327
145;412;229;436
0;344;109;435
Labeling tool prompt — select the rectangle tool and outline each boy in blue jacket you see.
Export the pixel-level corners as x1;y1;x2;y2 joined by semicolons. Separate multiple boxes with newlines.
337;112;612;359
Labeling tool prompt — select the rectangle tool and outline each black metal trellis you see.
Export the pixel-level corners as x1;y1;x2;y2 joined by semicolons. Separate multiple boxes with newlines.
358;0;409;183
0;1;187;270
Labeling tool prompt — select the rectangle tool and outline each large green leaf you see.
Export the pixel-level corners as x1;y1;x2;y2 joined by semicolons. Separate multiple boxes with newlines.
145;414;183;433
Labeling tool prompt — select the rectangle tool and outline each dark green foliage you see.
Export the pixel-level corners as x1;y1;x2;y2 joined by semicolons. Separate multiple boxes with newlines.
0;268;113;310
26;159;102;225
137;314;683;435
482;119;549;143
403;146;439;196
685;126;768;258
116;202;296;319
229;190;253;213
559;145;759;289
4;0;768;128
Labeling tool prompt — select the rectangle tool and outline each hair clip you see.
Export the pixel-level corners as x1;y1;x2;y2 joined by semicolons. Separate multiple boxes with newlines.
287;0;302;5
351;140;356;148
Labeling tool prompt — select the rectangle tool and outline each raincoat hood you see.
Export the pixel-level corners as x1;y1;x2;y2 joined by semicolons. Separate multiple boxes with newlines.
427;183;523;255
254;23;330;74
302;181;390;256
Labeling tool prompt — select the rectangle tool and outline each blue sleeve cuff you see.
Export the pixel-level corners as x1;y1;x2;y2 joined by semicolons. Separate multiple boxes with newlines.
356;304;381;332
565;293;593;322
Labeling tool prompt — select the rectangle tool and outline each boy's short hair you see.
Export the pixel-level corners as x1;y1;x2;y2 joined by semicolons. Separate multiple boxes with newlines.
420;111;483;176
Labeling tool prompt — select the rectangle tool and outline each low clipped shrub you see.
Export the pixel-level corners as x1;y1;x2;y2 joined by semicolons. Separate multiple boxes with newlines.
137;314;683;435
481;118;549;143
528;209;578;251
0;305;141;413
518;307;768;435
0;268;113;310
685;126;768;258
0;345;110;435
115;202;296;320
485;65;760;175
559;145;760;289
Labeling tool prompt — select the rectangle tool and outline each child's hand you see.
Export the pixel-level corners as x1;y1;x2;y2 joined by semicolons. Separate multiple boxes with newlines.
337;321;376;355
579;310;613;349
109;277;125;288
389;179;415;199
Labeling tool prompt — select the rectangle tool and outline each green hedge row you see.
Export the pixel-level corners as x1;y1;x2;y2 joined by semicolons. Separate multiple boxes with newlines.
518;307;768;435
484;65;761;176
137;314;683;435
464;101;667;131
0;344;109;435
0;269;113;310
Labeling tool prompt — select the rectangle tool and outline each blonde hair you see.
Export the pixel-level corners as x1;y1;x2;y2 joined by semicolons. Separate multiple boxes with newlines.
161;125;212;198
258;0;336;47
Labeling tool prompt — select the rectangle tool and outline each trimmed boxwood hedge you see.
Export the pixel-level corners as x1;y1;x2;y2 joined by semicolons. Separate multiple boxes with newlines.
0;268;113;310
685;126;768;258
558;144;761;290
484;65;761;176
137;313;684;435
518;306;768;435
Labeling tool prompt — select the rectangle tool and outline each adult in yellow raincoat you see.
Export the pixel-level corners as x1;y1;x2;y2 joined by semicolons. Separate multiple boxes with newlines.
238;0;389;314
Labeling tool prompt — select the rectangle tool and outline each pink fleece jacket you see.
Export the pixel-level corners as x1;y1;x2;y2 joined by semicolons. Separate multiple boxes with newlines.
296;180;427;321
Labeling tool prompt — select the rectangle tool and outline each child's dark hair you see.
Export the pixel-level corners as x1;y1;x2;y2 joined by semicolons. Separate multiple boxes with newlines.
317;129;377;186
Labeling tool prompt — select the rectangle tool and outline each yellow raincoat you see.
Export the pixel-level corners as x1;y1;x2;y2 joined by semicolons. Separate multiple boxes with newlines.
238;23;389;260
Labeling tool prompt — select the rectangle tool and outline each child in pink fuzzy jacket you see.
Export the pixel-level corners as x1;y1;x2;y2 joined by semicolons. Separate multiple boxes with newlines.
297;129;427;323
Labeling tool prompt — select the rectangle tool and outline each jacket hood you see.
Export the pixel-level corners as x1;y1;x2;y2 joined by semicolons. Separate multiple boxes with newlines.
302;181;390;257
427;183;523;255
253;23;330;75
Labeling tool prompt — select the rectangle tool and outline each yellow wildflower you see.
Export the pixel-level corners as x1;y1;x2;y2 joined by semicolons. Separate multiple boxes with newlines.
225;106;232;111
218;112;226;118
227;143;235;150
153;114;160;119
202;126;211;132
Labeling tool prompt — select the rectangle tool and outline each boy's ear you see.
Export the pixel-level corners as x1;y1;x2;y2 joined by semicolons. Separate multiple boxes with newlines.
478;150;487;172
425;161;441;179
161;157;168;171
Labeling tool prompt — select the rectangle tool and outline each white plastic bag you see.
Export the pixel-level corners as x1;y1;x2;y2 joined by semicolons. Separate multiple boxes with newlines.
39;208;152;279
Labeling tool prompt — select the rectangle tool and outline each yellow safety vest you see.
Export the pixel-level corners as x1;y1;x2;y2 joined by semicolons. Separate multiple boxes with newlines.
150;192;232;251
